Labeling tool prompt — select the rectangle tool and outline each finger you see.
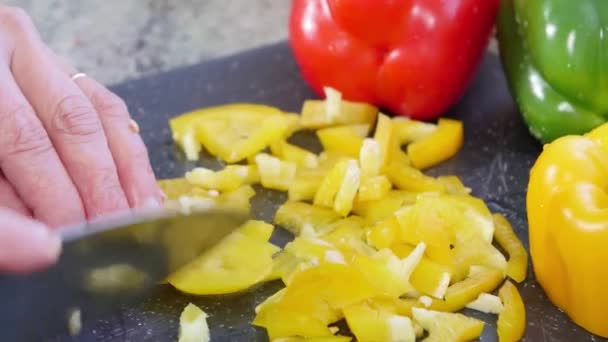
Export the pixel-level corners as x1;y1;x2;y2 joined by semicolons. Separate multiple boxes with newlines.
5;12;129;218
0;207;61;273
0;65;84;226
0;171;30;216
63;71;162;208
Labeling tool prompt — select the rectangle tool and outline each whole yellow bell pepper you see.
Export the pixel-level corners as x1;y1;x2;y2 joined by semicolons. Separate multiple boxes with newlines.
527;122;608;337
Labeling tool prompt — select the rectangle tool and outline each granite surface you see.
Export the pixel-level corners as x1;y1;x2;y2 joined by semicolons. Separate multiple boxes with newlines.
5;0;291;85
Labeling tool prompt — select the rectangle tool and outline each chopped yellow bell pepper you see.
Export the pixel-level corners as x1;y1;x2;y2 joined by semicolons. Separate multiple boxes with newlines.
434;266;504;312
255;153;297;191
407;118;464;170
270;140;319;168
497;281;526;342
274;201;341;236
365;217;400;250
272;337;352;342
386;161;447;193
253;301;333;340
374;114;394;169
493;213;528;283
317;125;370;157
314;159;361;216
359;138;382;177
436;175;471;195
412;307;484;342
158;178;194;200
392;117;437;144
527;122;608;337
185;165;259;191
352;190;416;223
167;222;279;295
178;303;209;342
343;301;415;342
299;89;378;130
357;175;391;202
450;238;507;282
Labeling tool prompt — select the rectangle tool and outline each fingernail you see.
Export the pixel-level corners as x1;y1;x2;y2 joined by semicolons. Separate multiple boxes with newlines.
142;197;162;209
29;224;62;262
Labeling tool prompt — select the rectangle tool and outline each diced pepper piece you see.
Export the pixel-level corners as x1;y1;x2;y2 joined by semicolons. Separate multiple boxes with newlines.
407;118;464;170
436;176;471;195
386;161;446;193
395;206;452;265
357;175;392;202
434;266;504;312
359;138;382;177
317;125;370;157
185;165;259;192
374;114;394;169
270;140;319;168
178;303;209;342
352;190;416;223
274;201;341;236
412;307;484;342
197;112;290;163
365;217;400;250
285;237;340;263
215;185;256;211
288;176;322;202
239;220;275;241
167;228;279;295
344;301;415;342
300;91;378;130
159;178;195;200
255;153;297;191
314;159;361;216
254;300;333;340
267;251;301;282
281;263;378;315
392;117;437;144
497;281;526;342
466;293;504;314
450;238;507;282
283;113;302;138
353;244;425;298
493;213;528;283
390;244;452;299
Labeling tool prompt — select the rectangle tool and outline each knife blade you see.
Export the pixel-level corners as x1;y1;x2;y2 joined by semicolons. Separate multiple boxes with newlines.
0;206;249;341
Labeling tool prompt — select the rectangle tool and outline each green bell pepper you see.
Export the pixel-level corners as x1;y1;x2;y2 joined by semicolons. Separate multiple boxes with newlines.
497;0;608;143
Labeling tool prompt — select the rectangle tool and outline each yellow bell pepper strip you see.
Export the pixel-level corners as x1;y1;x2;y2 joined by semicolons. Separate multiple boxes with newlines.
386;161;447;193
407;118;464;170
167;221;280;295
497;281;526;342
343;301;415;342
314;159;361;216
450;238;507;282
178;303;210;342
253;301;333;340
272;337;352;342
266;250;301;282
365;217;400;250
316;125;370;158
412;308;484;342
357;175;391;202
492;213;528;283
169;103;285;161
527;122;608;337
270;140;319;169
465;293;504;315
436;175;471;196
352;190;416;223
158;178;193;200
185;165;259;192
299;88;378;130
274;201;341;236
373;114;394;169
254;153;297;192
433;266;504;313
392;117;437;144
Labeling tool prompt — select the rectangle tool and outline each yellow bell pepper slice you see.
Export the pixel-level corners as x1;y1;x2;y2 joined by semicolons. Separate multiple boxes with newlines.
492;213;528;283
270;140;319;168
158;178;194;200
178;303;209;342
373;114;394;169
266;250;301;282
450;238;507;282
412;307;484;342
170;104;285;161
253;301;333;340
352;190;416;223
407;118;464;170
255;153;297;191
392;117;437;144
185;165;259;192
497;281;526;342
357;175;391;202
527;122;608;337
434;266;504;312
365;217;400;250
317;125;370;157
359;138;382;177
272;337;351;342
299;88;378;130
274;201;341;236
436;175;471;195
313;159;361;216
167;223;279;295
386;161;447;193
343;301;415;342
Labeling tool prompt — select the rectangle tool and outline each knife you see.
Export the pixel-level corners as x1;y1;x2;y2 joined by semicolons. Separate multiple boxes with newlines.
0;206;249;341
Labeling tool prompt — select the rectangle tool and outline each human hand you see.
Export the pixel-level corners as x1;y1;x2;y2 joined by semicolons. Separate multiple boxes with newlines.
0;7;163;272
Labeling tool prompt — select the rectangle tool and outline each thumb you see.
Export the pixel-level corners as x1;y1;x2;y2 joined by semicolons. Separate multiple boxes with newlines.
0;208;62;273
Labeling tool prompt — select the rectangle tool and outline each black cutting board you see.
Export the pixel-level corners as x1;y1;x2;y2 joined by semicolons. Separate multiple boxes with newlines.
1;41;604;341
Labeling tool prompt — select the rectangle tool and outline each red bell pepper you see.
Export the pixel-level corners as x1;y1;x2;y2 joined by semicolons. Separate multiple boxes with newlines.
289;0;499;120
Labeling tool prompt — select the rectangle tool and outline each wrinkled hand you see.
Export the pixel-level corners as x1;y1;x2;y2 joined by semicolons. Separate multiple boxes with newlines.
0;7;163;272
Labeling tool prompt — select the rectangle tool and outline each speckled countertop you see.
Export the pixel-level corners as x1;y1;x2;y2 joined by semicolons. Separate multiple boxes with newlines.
6;0;290;85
